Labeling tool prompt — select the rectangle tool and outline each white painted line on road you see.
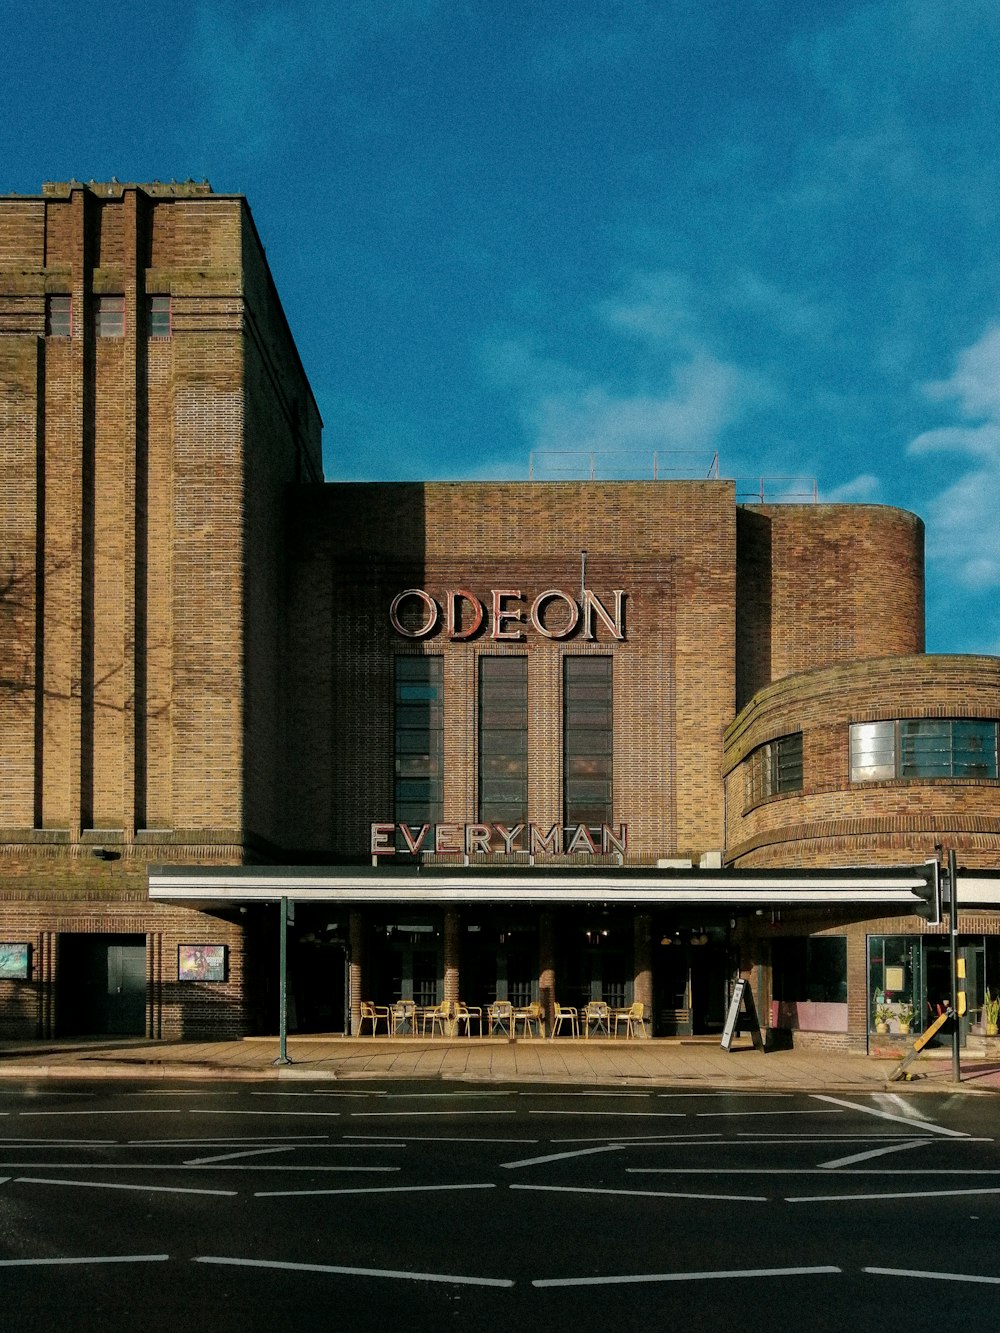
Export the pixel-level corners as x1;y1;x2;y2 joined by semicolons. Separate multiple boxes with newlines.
126;1091;240;1097
533;1265;841;1288
0;1163;400;1172
811;1095;969;1138
195;1255;514;1287
130;1135;330;1144
819;1140;930;1169
528;1111;684;1118
790;1187;1000;1203
184;1146;297;1165
249;1092;384;1099
0;1254;169;1267
550;1133;721;1144
343;1134;536;1144
696;1110;846;1118
349;1110;518;1118
510;1183;768;1203
657;1093;793;1099
865;1266;1000;1286
255;1182;497;1198
14;1176;237;1197
501;1144;625;1170
383;1092;518;1099
629;1168;1000;1176
737;1133;942;1140
190;1110;342;1118
18;1110;183;1118
0;1138;117;1145
0;1176;9;1186
531;1092;653;1098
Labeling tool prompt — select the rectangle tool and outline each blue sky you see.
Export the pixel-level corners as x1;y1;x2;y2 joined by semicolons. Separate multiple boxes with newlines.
5;0;1000;652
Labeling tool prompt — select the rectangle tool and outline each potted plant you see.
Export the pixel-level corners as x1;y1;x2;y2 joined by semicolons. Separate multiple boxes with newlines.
983;989;999;1037
895;1002;915;1036
873;990;892;1034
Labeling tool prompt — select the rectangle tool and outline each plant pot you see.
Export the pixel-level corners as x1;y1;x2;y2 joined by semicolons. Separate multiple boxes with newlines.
875;1022;889;1035
987;1023;998;1037
897;1024;910;1036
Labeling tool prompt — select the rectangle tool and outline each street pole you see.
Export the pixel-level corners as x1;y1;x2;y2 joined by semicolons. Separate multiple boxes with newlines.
948;849;960;1085
274;896;291;1066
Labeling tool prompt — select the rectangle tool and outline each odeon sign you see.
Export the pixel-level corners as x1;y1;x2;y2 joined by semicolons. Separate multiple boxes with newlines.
371;822;629;857
389;587;626;641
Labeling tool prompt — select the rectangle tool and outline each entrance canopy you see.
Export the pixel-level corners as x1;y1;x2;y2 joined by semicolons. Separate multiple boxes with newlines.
146;863;955;911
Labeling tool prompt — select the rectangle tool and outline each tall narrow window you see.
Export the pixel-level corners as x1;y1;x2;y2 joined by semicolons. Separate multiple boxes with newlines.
747;733;803;804
95;295;125;338
563;656;612;832
45;294;72;337
394;656;443;828
479;656;527;824
147;294;171;338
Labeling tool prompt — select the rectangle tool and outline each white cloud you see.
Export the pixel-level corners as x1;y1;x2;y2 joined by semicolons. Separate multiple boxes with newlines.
907;324;1000;589
823;474;881;502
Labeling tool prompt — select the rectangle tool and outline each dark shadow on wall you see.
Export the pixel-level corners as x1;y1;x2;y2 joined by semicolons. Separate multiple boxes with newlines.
735;507;772;712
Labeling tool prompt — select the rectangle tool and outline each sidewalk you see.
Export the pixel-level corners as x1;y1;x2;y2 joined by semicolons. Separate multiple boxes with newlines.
1;1034;999;1093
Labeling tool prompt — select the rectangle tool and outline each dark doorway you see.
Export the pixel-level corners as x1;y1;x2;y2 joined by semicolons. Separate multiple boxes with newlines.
57;934;147;1036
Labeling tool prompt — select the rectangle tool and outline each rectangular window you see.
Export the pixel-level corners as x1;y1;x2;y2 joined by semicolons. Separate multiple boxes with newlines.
850;719;999;781
563;656;612;831
747;733;803;804
479;656;527;824
147;294;171;338
96;295;125;338
45;294;72;337
773;937;847;1004
394;656;443;828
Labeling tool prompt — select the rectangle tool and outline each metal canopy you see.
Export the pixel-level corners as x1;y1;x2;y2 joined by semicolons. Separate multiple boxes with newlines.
146;863;953;911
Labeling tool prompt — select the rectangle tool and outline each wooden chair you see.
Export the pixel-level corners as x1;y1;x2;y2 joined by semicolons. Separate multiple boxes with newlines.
358;1001;389;1036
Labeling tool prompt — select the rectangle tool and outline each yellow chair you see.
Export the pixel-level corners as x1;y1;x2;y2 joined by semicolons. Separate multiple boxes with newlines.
513;1001;544;1038
390;998;417;1036
550;1003;579;1038
424;999;454;1036
358;1001;389;1036
487;999;513;1036
455;1002;482;1036
614;1001;649;1039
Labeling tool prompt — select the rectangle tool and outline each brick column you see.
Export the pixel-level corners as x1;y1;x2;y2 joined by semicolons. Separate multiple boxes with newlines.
443;911;460;1003
349;911;365;1036
538;913;555;1036
634;913;653;1016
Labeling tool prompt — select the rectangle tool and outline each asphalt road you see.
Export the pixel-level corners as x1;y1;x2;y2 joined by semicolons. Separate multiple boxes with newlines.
0;1079;997;1332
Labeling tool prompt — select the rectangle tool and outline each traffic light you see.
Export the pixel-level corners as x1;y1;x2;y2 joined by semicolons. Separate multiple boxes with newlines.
916;859;943;925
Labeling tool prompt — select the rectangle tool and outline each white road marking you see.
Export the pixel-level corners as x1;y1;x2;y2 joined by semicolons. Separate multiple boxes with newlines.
194;1255;514;1287
14;1176;237;1196
0;1163;399;1172
349;1110;518;1118
250;1091;385;1098
383;1092;518;1099
343;1134;536;1144
811;1095;969;1138
501;1144;624;1170
550;1133;721;1144
255;1182;496;1198
697;1110;846;1118
0;1176;9;1186
510;1183;768;1203
18;1110;182;1118
531;1092;653;1098
130;1135;329;1145
819;1140;930;1169
657;1093;793;1099
0;1138;117;1145
865;1266;1000;1285
628;1168;1000;1176
791;1187;1000;1203
533;1265;841;1288
529;1110;684;1118
0;1254;169;1267
190;1110;342;1118
184;1146;297;1165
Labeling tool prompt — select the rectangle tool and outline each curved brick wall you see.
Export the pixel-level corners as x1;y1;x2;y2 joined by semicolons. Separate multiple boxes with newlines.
724;654;1000;868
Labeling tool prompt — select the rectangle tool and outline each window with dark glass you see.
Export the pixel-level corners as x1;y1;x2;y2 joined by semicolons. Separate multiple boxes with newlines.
95;295;125;338
45;294;72;337
850;719;999;782
394;656;443;827
478;656;527;824
147;294;171;338
747;732;803;804
772;937;847;1004
563;656;612;830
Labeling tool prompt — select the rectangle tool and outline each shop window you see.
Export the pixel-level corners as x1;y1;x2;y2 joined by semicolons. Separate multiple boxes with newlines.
746;733;803;805
394;656;443;828
95;295;125;338
478;656;527;824
850;719;999;782
147;294;171;337
45;294;72;337
563;656;612;832
773;937;847;1004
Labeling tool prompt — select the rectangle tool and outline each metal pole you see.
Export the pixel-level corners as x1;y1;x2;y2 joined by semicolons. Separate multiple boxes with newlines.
948;849;960;1085
274;897;291;1066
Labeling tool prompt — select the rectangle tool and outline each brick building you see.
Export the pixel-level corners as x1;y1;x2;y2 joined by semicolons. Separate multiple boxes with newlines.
1;180;998;1049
